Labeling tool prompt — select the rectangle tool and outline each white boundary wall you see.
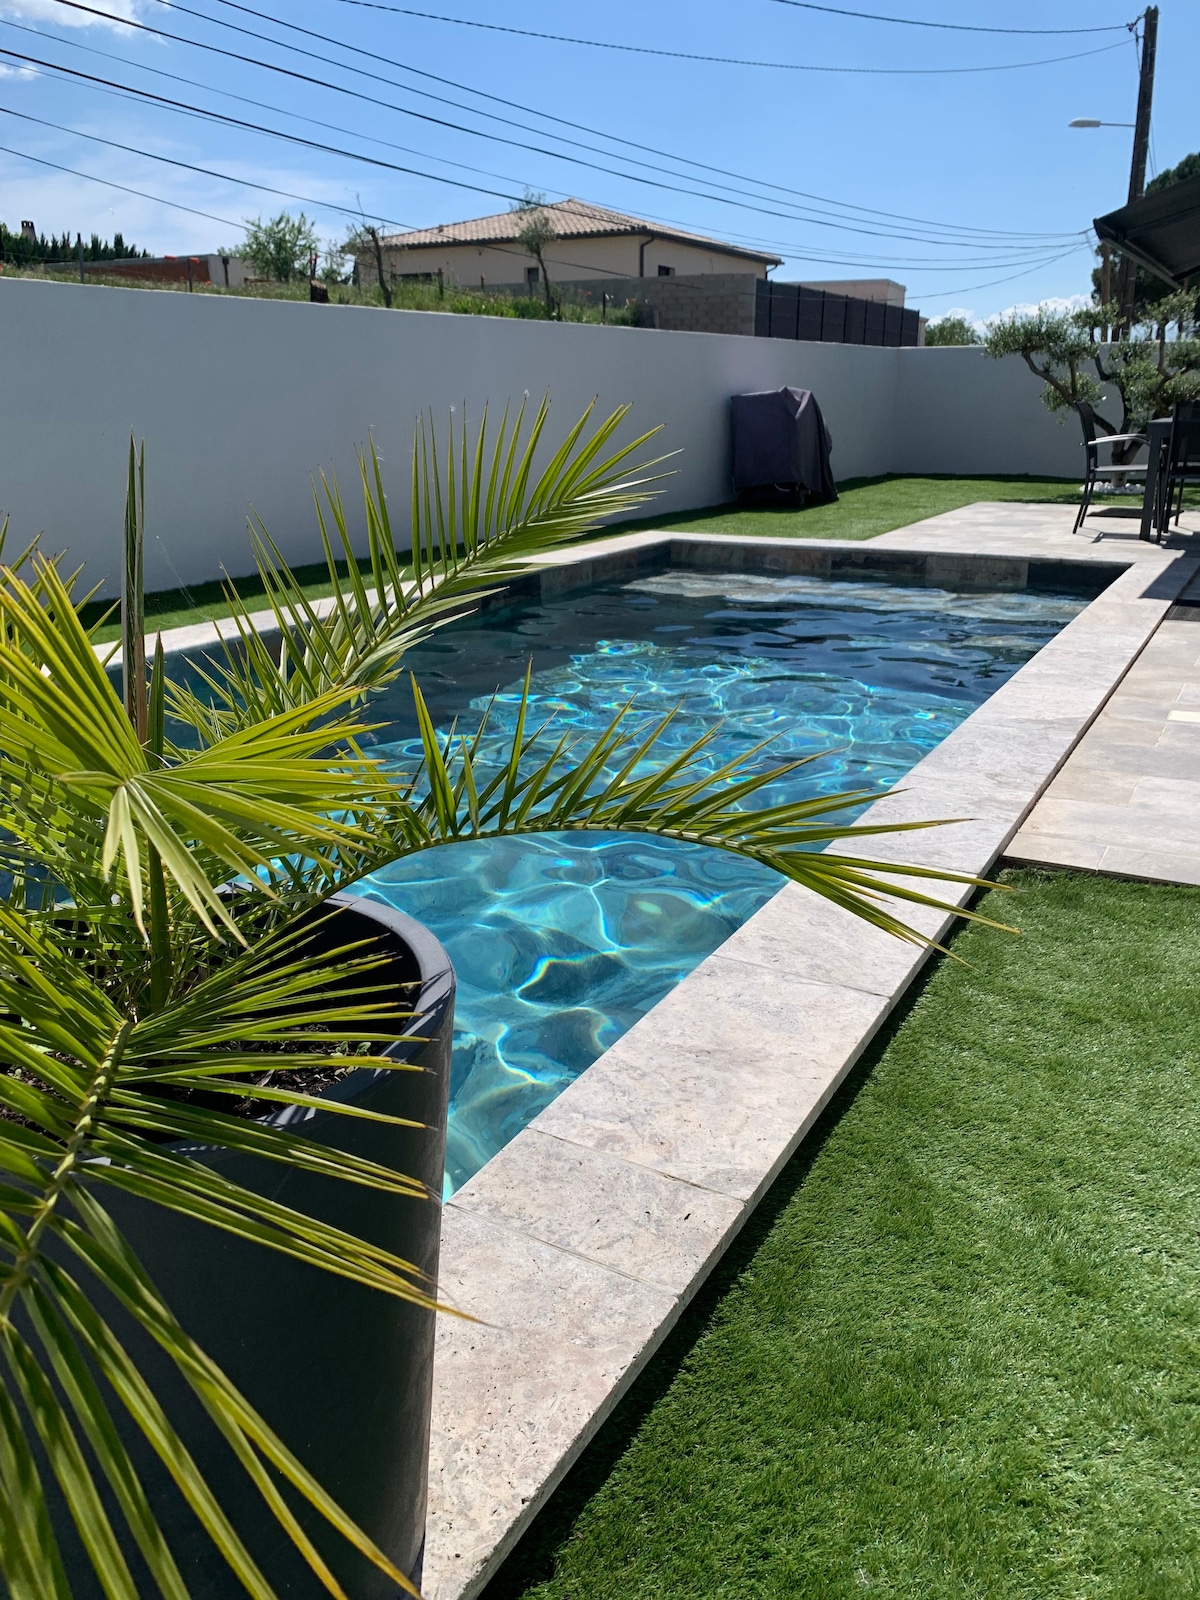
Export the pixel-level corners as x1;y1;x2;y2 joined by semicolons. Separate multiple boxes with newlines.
892;344;1112;480
0;278;1089;594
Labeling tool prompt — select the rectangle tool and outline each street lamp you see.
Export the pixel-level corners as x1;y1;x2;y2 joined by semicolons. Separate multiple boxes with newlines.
1068;119;1139;319
1071;7;1157;328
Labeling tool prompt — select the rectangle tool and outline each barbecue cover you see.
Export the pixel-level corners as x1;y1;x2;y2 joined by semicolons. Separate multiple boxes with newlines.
730;387;837;502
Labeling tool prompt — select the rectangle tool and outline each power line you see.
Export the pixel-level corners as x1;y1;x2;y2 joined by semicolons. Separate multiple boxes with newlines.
765;0;1135;34
173;0;1092;242
19;0;1095;293
918;245;1091;300
1;45;1068;271
0;132;1089;322
15;22;1083;254
323;0;1131;75
0;87;1086;288
0;140;243;229
0;21;554;205
0;115;1083;298
0;72;1072;281
0;47;527;203
0;121;1082;302
0;98;1091;294
0;105;417;228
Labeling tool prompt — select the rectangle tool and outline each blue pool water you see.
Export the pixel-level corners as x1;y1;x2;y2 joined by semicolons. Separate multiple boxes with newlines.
355;569;1086;1192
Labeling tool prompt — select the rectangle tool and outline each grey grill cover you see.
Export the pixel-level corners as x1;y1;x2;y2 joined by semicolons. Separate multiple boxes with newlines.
731;386;837;503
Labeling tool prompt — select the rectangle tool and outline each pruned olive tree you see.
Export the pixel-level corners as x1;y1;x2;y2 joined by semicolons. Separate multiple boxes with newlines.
983;293;1200;464
512;190;559;317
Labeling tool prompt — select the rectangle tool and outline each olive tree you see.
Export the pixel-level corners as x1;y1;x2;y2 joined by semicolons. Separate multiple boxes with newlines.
983;293;1200;464
512;190;559;316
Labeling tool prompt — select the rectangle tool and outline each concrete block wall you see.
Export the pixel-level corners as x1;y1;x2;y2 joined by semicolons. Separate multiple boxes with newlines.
0;277;1086;597
473;275;759;337
556;274;759;337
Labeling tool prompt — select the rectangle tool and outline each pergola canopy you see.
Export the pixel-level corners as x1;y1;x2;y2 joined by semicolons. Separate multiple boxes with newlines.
1094;173;1200;291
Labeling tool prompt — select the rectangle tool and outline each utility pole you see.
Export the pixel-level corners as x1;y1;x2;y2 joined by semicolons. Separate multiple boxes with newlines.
1126;6;1157;205
1117;5;1158;328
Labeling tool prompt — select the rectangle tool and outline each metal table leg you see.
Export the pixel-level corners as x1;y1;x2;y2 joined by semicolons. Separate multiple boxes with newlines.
1140;419;1172;541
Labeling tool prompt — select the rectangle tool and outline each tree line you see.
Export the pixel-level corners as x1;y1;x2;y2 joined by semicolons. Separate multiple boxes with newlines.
0;225;148;267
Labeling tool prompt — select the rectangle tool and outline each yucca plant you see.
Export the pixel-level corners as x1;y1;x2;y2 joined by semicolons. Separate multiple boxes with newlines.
0;396;992;1599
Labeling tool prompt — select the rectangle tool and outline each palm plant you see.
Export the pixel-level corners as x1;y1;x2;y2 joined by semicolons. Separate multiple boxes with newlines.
0;396;991;1599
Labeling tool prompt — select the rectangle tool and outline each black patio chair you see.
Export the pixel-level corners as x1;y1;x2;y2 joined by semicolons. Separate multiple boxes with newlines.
1073;401;1149;536
1156;401;1200;536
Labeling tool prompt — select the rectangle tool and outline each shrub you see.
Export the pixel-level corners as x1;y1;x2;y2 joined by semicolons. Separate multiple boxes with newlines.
924;315;979;347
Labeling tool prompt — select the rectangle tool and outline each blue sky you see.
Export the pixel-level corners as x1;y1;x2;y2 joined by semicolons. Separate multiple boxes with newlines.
0;0;1195;323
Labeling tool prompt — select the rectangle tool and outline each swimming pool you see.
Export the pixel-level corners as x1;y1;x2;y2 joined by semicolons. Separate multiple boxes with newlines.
357;568;1087;1192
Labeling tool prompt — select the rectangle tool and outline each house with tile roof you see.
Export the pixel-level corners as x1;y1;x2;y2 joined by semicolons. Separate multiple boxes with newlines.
354;198;781;293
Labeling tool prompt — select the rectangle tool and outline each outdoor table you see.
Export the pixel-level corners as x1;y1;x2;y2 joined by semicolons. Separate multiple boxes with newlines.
1139;417;1173;541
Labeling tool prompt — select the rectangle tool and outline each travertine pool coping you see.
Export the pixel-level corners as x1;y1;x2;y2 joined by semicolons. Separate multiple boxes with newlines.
126;520;1196;1599
418;526;1196;1600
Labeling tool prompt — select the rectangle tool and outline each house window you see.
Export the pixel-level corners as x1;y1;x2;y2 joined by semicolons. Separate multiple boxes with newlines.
657;264;675;277
525;266;539;289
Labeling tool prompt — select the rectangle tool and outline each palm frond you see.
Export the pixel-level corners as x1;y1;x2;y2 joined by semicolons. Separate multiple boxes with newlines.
281;676;1010;946
0;557;401;940
0;401;1008;1600
0;906;440;1598
171;398;669;734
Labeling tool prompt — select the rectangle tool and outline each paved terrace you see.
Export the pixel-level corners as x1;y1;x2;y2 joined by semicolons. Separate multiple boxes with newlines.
868;500;1200;886
422;502;1200;1600
1009;568;1200;886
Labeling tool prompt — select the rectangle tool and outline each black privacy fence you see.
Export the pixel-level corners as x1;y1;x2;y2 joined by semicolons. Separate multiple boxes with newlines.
755;281;921;347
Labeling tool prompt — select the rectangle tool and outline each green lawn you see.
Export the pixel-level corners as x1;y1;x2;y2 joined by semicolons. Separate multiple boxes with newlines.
484;870;1200;1600
89;474;1094;643
626;471;1106;542
83;559;361;645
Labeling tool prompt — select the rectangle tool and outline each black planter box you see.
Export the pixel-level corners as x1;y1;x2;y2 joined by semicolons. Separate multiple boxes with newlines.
69;895;454;1597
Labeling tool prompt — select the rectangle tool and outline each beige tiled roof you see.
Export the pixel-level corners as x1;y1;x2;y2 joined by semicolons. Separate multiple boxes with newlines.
376;199;780;264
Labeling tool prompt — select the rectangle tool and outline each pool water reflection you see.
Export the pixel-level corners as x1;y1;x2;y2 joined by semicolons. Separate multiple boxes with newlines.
357;570;1086;1192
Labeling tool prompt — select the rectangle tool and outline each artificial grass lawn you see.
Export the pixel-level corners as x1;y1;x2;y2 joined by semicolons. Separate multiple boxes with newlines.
86;474;1098;643
621;471;1098;543
485;870;1200;1600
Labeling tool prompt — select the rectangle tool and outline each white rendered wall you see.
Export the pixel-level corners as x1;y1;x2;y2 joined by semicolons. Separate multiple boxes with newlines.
0;278;894;594
893;345;1103;481
365;234;772;289
0;278;1089;597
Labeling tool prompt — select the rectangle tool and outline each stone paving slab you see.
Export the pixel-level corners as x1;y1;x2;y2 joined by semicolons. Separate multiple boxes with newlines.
422;521;1194;1600
1092;844;1200;885
428;1207;677;1599
870;500;1200;557
1009;600;1200;885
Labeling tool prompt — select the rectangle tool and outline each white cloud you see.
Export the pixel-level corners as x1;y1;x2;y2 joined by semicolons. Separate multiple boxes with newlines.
925;306;977;326
0;142;377;256
926;293;1092;336
0;59;36;75
992;292;1091;322
0;0;148;29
